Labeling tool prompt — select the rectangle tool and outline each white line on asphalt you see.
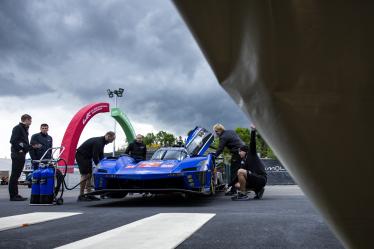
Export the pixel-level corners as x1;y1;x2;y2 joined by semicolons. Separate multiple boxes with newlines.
0;212;81;232
55;213;215;249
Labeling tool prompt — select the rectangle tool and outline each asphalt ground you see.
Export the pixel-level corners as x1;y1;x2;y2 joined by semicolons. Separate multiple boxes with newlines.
0;185;344;249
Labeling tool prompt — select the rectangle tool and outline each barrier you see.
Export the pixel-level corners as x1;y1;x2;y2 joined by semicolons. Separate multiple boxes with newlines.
262;159;295;185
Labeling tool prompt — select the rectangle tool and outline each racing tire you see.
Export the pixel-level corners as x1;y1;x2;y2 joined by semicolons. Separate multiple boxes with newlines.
107;192;128;199
209;174;216;196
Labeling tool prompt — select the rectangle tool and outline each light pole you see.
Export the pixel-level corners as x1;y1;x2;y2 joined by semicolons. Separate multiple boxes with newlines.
107;88;124;156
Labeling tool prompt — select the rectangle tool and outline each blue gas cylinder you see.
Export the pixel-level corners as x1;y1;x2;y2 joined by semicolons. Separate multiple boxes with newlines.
40;166;55;204
30;168;42;204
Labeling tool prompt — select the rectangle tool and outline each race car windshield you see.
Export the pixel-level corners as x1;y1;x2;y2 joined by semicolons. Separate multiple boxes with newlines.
151;150;166;160
163;150;187;161
151;149;187;161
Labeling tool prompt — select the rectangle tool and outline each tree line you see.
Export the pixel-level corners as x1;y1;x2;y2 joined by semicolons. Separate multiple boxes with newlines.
142;131;181;149
117;131;180;152
118;128;276;159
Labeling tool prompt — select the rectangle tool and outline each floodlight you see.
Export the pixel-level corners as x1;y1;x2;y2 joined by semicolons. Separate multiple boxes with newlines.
107;89;115;98
117;88;124;97
106;88;125;157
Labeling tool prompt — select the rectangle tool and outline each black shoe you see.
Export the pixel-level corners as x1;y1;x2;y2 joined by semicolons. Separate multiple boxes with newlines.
224;186;237;196
10;195;28;201
77;195;92;202
231;192;250;201
88;195;101;201
254;187;265;200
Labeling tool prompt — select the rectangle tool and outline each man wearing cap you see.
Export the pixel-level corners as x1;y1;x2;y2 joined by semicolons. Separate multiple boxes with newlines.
231;125;267;201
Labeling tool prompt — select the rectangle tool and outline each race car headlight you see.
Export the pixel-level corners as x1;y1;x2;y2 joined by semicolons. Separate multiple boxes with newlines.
197;160;208;171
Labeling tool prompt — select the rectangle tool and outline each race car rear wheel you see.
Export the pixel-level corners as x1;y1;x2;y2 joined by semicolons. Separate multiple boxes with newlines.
107;192;128;199
209;174;215;196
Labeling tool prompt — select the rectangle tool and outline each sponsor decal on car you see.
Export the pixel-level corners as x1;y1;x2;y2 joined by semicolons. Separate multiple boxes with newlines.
161;163;175;168
138;162;162;168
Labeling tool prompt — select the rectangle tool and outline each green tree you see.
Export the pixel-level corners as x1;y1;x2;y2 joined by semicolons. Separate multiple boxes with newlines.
235;127;250;144
155;131;175;147
235;127;277;159
164;133;175;146
155;131;166;145
143;133;156;145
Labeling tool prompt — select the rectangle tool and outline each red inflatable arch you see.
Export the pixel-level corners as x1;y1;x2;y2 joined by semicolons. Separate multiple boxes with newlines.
58;102;110;173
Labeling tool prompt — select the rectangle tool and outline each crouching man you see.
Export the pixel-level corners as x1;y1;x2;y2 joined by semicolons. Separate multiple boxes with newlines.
232;126;267;201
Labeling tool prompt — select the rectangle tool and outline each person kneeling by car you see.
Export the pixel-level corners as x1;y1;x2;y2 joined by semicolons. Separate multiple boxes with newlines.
232;127;267;201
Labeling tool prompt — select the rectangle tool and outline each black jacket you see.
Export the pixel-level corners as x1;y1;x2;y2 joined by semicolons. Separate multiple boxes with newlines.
76;136;107;165
10;123;30;153
215;130;244;157
125;141;147;160
241;130;267;177
30;132;53;160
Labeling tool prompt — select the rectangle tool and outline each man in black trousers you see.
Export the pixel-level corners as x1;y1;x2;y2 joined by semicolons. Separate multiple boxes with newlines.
213;123;244;195
75;131;116;201
231;125;267;201
9;114;40;201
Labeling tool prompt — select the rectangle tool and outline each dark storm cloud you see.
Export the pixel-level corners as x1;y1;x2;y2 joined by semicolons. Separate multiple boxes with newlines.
69;75;250;135
0;0;250;134
0;0;199;78
0;2;42;54
128;89;250;135
0;72;55;97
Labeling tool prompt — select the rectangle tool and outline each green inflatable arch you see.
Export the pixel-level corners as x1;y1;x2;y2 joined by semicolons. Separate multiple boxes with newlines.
111;107;136;143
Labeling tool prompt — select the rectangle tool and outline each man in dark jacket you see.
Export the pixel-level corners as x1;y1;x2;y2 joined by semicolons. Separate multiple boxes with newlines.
231;126;267;201
9;114;40;201
30;123;53;168
125;134;147;163
75;131;115;201
213;123;244;195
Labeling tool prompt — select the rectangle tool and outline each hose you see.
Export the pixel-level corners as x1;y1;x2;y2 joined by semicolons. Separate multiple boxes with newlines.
57;158;88;191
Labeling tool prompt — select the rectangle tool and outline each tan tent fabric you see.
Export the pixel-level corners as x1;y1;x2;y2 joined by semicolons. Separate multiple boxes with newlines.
174;1;374;248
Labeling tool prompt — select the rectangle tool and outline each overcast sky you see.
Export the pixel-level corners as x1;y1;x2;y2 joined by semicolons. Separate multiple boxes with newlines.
0;0;250;158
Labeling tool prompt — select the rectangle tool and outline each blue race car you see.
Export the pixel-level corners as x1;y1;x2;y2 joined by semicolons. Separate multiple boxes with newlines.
90;127;216;198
